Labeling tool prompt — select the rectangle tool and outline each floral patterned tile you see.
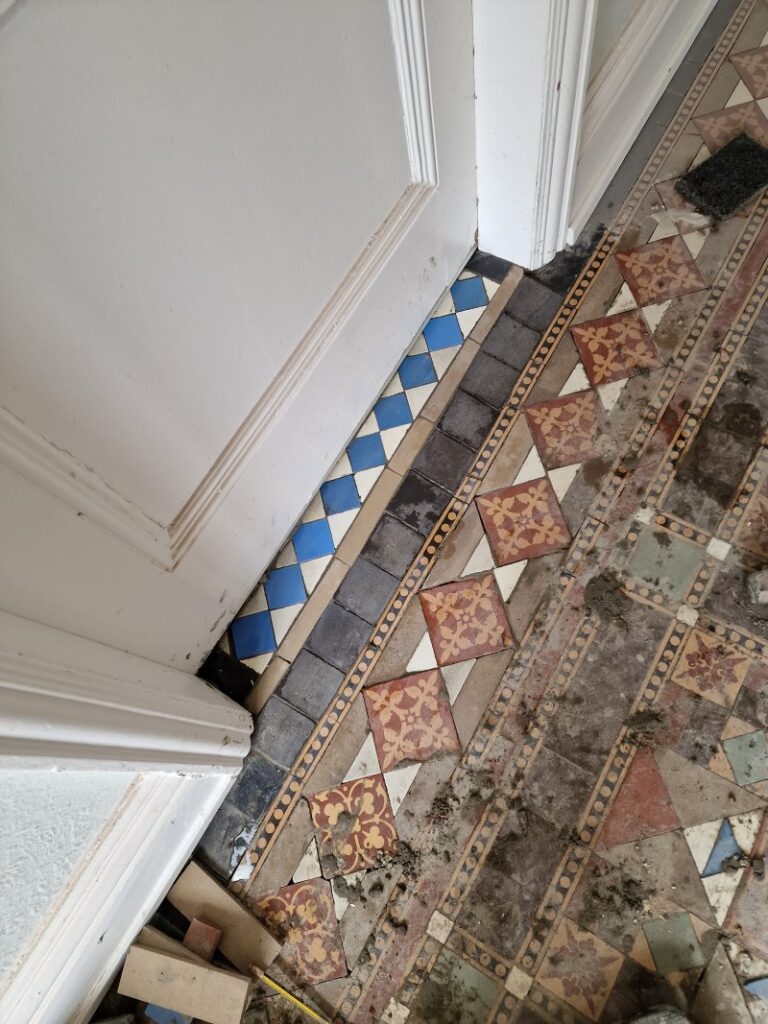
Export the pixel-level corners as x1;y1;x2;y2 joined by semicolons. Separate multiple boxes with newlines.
731;45;768;99
476;477;570;566
363;669;461;772
670;629;750;709
571;310;662;387
694;100;768;150
615;235;707;307
525;390;600;470
308;774;398;878
419;573;514;667
536;917;624;1022
251;876;347;984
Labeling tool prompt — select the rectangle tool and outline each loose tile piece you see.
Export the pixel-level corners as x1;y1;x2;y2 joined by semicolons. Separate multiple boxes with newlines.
363;669;460;771
308;774;398;877
252;877;347;985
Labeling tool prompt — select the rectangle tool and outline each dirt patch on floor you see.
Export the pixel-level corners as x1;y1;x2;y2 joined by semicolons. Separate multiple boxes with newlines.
584;570;633;628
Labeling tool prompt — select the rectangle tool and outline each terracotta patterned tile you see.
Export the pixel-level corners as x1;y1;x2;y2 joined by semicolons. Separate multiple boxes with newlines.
419;573;514;666
525;390;600;470
308;774;398;877
363;669;461;771
737;480;768;559
694;100;768;150
537;918;624;1021
598;749;681;849
670;629;750;708
571;310;662;386
252;877;347;984
732;46;768;99
615;235;707;306
476;477;570;565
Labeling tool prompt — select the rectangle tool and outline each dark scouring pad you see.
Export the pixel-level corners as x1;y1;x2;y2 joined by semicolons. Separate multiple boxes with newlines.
675;132;768;219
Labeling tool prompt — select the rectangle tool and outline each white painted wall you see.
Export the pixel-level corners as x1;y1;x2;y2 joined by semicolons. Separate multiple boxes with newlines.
0;770;132;981
569;0;718;239
589;0;642;85
0;0;477;669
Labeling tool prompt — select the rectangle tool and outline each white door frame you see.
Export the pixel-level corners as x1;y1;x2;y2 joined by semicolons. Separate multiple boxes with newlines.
0;609;252;1024
473;0;718;269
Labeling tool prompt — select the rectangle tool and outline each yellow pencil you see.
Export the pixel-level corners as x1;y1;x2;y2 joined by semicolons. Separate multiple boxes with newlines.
253;968;332;1023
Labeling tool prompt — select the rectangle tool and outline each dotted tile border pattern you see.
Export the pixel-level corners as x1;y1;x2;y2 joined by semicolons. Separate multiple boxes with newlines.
231;0;759;909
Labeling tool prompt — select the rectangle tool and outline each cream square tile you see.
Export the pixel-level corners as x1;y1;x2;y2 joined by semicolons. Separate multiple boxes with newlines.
676;604;700;627
506;965;533;999
707;537;731;561
426;909;453;943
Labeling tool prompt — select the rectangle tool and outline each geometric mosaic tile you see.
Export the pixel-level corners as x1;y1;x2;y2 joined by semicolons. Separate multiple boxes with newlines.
228;269;498;670
731;46;768;99
363;669;461;772
571;309;662;387
420;573;514;666
525;390;600;470
670;629;750;709
615;235;707;306
476;477;570;565
251;876;347;984
308;774;398;878
537;918;624;1021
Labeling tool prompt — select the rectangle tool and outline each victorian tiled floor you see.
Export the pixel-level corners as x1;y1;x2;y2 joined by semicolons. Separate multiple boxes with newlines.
155;3;768;1022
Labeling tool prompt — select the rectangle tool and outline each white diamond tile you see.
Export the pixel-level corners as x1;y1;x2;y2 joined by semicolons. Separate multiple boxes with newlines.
442;659;475;704
344;733;381;782
300;554;332;594
463;535;494;576
407;631;438;672
384;763;420;813
328;508;358;545
271;603;303;644
494;561;527;600
293;837;321;882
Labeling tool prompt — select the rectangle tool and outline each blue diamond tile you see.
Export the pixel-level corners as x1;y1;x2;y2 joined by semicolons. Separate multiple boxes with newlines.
264;563;307;610
702;819;742;878
320;474;361;515
423;313;463;351
399;353;437;389
745;976;768;1000
231;610;276;659
347;432;387;472
292;518;335;562
374;392;413;430
451;275;488;312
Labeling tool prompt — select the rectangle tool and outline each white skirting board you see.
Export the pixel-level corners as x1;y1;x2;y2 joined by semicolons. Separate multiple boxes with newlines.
0;771;240;1024
568;0;719;242
0;608;252;1023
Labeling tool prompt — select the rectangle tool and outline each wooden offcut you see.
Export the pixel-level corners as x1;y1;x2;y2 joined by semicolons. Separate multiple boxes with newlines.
138;925;206;964
167;861;281;972
117;945;250;1024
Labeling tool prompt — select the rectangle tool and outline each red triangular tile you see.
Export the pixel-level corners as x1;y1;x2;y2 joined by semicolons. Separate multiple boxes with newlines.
598;750;681;849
